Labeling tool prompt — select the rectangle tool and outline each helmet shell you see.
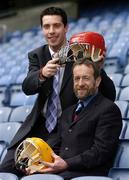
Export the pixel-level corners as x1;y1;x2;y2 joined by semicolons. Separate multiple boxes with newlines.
69;31;106;51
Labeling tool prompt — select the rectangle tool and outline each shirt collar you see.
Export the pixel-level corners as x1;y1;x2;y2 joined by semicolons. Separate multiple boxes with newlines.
49;46;55;57
78;90;98;108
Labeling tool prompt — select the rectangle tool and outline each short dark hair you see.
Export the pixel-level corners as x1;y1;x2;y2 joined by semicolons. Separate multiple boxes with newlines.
73;58;101;79
40;6;68;27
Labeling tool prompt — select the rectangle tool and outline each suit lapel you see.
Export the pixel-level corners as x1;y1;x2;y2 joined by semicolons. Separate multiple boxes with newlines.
43;45;52;65
70;93;102;127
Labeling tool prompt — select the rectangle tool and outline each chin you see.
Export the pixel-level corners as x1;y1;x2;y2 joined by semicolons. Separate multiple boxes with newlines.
78;94;86;100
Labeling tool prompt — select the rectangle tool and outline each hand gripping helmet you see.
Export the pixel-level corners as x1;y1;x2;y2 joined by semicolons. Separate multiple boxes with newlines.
15;137;54;174
68;31;106;62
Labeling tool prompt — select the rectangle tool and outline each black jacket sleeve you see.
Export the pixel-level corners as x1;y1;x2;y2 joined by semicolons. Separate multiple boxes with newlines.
99;69;116;101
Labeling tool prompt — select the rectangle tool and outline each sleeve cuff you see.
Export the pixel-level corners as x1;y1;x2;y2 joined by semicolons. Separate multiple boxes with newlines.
65;155;82;169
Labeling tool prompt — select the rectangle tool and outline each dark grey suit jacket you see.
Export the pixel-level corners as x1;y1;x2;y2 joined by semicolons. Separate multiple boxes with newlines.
48;93;122;177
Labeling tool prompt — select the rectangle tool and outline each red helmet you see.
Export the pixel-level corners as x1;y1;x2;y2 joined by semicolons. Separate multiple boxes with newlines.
69;32;106;62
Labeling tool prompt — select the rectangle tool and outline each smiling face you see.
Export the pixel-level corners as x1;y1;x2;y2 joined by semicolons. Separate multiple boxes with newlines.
42;15;68;52
73;64;101;100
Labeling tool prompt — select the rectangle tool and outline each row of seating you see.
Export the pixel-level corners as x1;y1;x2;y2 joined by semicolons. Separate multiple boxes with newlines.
0;102;129;124
0;105;32;123
0;85;129;107
0;85;37;107
0;116;129;163
0;171;129;180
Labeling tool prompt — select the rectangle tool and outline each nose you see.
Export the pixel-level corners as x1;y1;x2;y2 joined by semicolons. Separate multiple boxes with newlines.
78;78;84;86
49;25;54;33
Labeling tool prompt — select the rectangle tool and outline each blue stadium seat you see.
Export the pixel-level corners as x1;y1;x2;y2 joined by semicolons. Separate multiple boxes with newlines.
121;74;129;87
113;140;129;168
0;107;12;122
119;87;129;101
119;120;128;139
0;172;18;180
0;86;8;106
71;176;113;180
108;168;129;180
104;59;120;74
15;73;26;84
108;73;123;86
0;75;13;86
124;63;129;74
0;122;21;145
9;105;32;123
123;122;129;139
115;100;129;118
21;174;64;180
0;141;7;163
127;109;129;118
115;86;121;100
10;91;37;107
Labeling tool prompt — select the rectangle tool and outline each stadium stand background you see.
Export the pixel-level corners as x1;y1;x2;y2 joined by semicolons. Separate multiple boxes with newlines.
0;0;129;179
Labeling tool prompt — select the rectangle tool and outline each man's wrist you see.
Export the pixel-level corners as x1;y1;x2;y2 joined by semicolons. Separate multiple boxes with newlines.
39;68;47;80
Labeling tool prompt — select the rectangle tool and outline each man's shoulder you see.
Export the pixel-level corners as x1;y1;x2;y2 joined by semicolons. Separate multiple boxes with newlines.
97;93;121;113
28;44;48;54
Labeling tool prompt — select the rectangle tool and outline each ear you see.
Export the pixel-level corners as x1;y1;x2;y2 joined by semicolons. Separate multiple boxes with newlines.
96;76;101;88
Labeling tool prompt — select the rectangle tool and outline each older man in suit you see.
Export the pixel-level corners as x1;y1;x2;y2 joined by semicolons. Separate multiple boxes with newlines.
38;59;122;180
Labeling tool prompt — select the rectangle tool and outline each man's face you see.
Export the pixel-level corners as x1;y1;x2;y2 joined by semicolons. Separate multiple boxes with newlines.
42;15;68;52
73;64;101;100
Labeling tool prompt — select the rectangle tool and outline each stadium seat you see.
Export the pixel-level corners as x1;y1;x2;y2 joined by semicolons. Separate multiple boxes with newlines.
0;107;12;122
115;86;121;100
113;140;129;168
127;109;129;118
108;73;123;86
9;105;32;123
10;91;37;107
0;122;21;145
121;74;129;87
119;87;129;101
122;122;129;139
119;120;128;139
0;75;13;86
115;100;129;118
108;168;129;180
0;86;6;106
15;73;26;84
104;59;120;74
71;176;113;180
0;172;18;180
124;63;129;74
21;174;64;180
0;141;7;162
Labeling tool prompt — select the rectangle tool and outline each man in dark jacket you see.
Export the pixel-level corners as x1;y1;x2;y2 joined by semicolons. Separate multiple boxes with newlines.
37;59;122;180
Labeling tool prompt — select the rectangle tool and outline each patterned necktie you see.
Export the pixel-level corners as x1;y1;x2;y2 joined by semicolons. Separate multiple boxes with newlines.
45;61;60;133
73;101;84;121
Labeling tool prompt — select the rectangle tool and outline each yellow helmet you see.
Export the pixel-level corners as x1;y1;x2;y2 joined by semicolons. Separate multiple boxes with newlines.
15;137;54;174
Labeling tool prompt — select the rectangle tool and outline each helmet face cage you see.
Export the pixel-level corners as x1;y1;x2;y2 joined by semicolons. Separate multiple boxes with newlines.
68;42;103;62
15;140;43;171
15;138;53;174
57;41;104;65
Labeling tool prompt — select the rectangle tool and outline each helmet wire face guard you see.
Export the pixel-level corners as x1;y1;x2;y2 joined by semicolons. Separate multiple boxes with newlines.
15;137;54;174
